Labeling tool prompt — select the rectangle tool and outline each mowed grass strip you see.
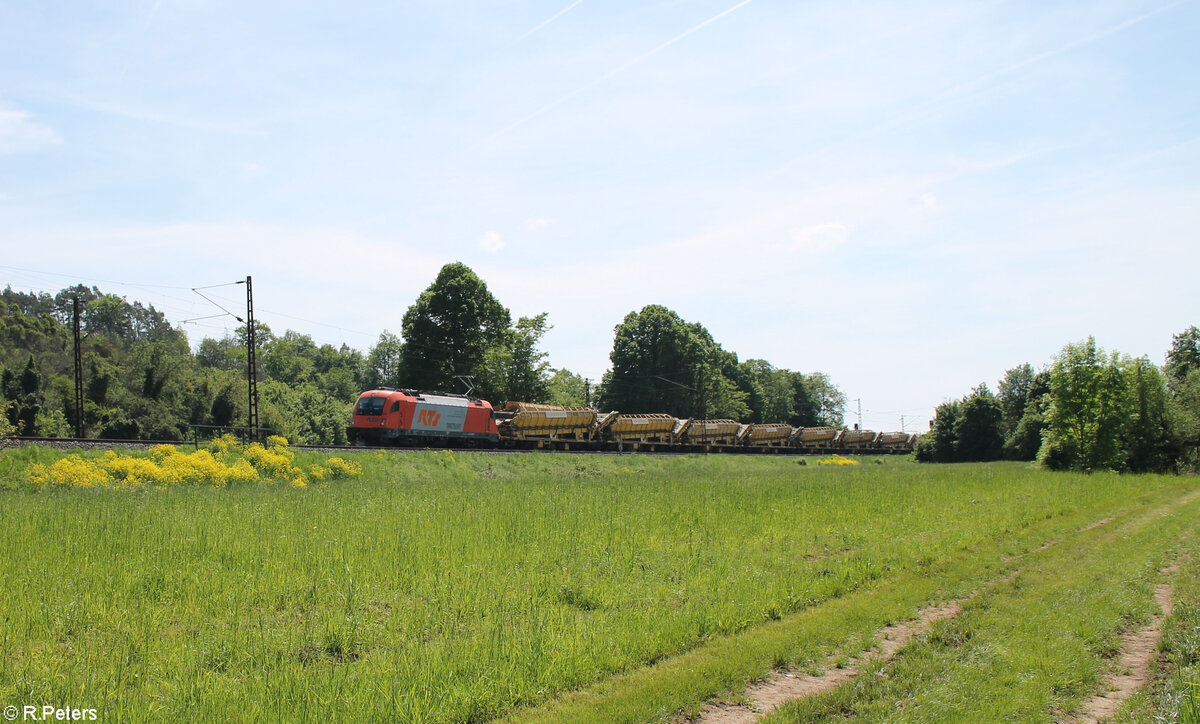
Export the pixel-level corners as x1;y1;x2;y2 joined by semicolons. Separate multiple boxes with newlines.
758;485;1200;723
0;450;1188;722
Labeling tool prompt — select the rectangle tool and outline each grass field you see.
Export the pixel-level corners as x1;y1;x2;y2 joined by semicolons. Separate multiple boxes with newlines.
0;446;1197;722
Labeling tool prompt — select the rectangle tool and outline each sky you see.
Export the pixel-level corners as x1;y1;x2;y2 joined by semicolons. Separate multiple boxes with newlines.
1;0;1197;433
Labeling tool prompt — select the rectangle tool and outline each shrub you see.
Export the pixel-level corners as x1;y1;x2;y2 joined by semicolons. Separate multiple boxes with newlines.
818;454;859;466
22;442;359;491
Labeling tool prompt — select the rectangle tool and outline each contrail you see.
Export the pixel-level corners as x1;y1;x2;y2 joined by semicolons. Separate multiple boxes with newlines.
929;0;1191;111
772;0;1192;174
489;0;756;141
516;0;584;43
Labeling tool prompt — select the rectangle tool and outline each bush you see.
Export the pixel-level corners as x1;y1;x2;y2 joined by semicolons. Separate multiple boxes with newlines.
22;440;361;490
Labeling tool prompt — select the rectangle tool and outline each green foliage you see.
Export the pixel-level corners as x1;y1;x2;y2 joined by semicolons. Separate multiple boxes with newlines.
803;371;847;428
1040;338;1129;470
258;380;350;446
599;304;749;419
0;400;16;438
737;361;840;427
1167;325;1200;387
740;360;802;425
1168;368;1200;473
954;384;1004;461
915;398;959;462
545;368;590;406
1035;338;1182;473
999;366;1049;461
397;262;511;392
1123;356;1171;473
362;330;402;390
478;313;553;403
997;363;1035;438
915;385;1004;463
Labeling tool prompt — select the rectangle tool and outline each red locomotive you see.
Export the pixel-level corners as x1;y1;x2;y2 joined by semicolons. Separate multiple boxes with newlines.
347;388;499;446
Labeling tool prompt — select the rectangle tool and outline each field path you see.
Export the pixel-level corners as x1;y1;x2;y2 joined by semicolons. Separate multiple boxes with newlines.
696;600;962;723
691;513;1121;724
1069;564;1179;724
696;513;1123;720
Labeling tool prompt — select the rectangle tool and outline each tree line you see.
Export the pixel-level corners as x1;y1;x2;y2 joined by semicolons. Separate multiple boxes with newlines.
915;329;1200;474
1;263;846;443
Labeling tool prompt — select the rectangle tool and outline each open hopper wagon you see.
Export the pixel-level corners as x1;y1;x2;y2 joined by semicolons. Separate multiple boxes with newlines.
677;419;742;446
790;426;841;449
493;402;597;445
743;423;794;447
840;429;880;448
601;413;677;446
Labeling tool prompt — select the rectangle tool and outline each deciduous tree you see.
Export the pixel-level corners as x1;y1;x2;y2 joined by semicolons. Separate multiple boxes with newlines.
397;263;510;393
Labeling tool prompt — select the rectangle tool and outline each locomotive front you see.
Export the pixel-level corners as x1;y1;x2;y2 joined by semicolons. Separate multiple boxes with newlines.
348;388;500;446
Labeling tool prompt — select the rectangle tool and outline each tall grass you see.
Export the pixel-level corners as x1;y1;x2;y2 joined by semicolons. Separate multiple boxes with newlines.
0;450;1186;722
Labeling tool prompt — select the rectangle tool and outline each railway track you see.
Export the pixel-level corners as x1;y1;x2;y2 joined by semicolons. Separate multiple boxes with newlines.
0;436;875;457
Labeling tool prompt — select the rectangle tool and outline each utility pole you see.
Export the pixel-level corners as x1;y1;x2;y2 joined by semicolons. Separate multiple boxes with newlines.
72;297;85;438
245;276;259;440
855;398;862;430
900;414;906;433
584;378;591;408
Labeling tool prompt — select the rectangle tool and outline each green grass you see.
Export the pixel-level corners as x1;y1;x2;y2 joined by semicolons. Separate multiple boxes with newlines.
1112;552;1200;724
0;449;1195;722
759;483;1200;723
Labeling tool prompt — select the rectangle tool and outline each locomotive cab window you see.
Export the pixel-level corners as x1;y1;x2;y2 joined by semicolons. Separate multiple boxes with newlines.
356;397;386;416
390;401;401;413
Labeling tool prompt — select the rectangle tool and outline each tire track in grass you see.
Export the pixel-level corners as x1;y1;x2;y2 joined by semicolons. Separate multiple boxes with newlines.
1071;563;1179;724
503;484;1192;724
697;601;963;723
695;543;1041;722
756;490;1200;724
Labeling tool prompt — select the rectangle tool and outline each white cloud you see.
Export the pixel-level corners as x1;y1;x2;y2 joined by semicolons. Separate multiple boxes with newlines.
523;217;550;232
0;106;61;155
789;221;848;251
921;193;938;210
479;230;506;253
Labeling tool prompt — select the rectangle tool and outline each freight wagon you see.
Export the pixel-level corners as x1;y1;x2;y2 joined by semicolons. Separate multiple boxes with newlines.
350;390;916;455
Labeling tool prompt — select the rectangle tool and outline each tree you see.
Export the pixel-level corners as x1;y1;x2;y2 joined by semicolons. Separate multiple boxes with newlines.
803;372;846;428
740;360;823;426
0;400;15;438
397;263;510;393
546;368;589;407
915;399;959;463
1;356;42;435
479;313;553;403
1040;337;1129;471
997;364;1035;439
1000;368;1049;461
196;337;241;370
261;331;317;387
1167;368;1200;473
1122;356;1170;473
953;384;1004;462
598;305;747;419
363;331;403;390
1166;325;1200;388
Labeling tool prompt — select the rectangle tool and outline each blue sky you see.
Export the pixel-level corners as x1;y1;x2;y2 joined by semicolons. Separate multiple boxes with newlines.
2;0;1197;432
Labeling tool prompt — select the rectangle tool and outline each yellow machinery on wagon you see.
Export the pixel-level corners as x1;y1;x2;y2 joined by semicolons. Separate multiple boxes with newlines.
676;419;742;446
493;402;597;443
790;426;841;449
742;423;794;447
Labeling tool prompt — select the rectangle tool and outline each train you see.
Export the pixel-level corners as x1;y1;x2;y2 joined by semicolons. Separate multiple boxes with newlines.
347;388;917;455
